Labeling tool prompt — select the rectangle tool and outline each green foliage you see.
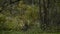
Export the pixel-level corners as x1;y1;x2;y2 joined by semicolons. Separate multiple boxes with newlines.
0;14;6;30
0;0;60;33
25;5;39;19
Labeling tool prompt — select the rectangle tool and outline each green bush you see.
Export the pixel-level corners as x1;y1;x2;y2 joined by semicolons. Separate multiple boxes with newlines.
0;14;6;30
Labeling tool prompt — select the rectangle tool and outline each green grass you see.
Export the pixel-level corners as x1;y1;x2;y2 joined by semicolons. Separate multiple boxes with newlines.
0;30;60;34
0;26;60;34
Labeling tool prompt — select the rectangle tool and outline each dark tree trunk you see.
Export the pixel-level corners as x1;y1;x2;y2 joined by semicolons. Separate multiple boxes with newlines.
39;0;50;31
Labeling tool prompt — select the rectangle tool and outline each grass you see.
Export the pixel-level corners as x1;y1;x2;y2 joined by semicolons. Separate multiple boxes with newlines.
0;29;60;34
0;31;60;34
0;26;60;34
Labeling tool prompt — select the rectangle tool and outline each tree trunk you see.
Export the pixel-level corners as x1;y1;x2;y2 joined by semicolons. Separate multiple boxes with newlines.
39;0;50;31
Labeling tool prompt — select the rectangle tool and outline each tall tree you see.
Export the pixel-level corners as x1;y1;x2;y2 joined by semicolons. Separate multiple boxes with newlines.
39;0;50;31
